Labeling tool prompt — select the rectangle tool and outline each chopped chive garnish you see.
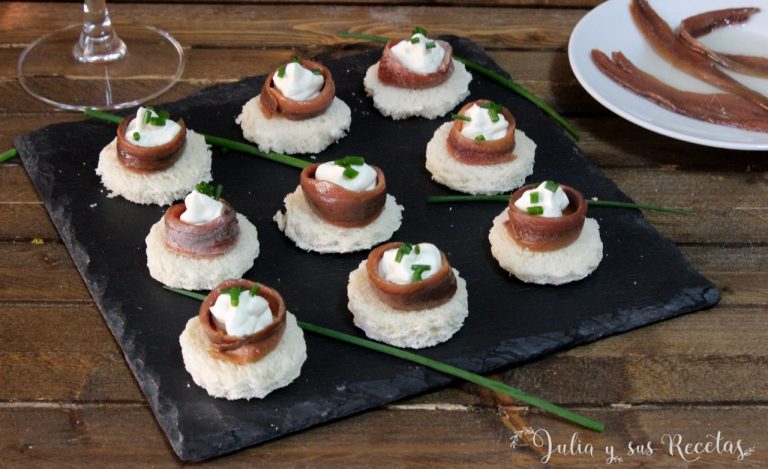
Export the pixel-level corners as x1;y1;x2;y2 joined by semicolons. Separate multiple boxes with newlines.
544;180;559;192
195;181;215;197
526;206;544;216
488;108;500;123
132;132;140;141
343;166;359;179
414;244;420;255
395;243;413;263
451;114;471;121
292;56;301;63
277;64;286;78
412;26;429;36
249;284;261;297
426;41;436;50
143;109;152;124
411;264;432;282
410;36;420;44
474;135;486;141
221;286;244;307
213;184;224;201
530;191;539;204
311;69;322;75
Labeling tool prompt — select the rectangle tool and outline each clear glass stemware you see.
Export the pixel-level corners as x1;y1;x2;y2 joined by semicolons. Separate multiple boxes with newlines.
17;0;185;111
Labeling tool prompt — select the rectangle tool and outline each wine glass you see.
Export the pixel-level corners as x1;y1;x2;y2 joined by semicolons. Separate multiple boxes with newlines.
17;0;185;111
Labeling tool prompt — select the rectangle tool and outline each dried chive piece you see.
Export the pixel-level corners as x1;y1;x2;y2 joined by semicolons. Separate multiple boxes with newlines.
213;184;224;201
426;41;436;50
221;286;244;307
530;191;539;204
544;180;559;192
527;206;544;216
277;64;287;78
249;284;261;297
410;36;420;44
343;166;359;179
411;264;432;282
474;135;486;141
451;114;471;122
412;26;429;36
395;243;413;263
195;181;215;197
132;132;140;141
311;69;322;75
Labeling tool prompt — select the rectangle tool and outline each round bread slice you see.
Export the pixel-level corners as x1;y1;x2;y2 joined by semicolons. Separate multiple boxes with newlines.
363;60;472;120
347;260;469;349
274;186;403;254
179;312;306;400
146;213;260;290
96;129;212;206
425;122;536;195
236;96;352;155
489;209;603;285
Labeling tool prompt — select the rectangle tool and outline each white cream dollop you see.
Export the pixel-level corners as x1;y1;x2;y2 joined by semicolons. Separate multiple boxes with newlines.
390;33;446;74
378;243;442;285
514;181;570;218
210;289;273;337
459;103;509;141
315;160;377;192
180;189;224;225
273;62;325;101
125;107;182;148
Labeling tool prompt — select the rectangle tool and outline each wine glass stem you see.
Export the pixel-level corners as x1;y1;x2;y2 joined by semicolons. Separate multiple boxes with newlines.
73;0;127;63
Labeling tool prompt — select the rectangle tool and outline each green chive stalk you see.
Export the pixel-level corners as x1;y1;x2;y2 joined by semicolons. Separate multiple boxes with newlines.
338;32;579;140
83;109;311;170
426;194;693;216
0;148;19;163
164;285;605;433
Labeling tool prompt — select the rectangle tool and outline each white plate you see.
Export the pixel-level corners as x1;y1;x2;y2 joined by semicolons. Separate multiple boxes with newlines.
568;0;768;150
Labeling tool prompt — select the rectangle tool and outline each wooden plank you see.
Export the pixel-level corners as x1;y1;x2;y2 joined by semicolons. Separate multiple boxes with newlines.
3;4;584;50
1;303;766;404
0;204;56;240
0;404;764;466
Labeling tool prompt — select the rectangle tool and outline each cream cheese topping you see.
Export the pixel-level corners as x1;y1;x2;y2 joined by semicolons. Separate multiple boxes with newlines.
514;181;570;217
210;290;273;337
390;33;446;74
125;107;182;148
179;189;224;225
459;103;509;141
379;242;442;285
273;62;325;101
315;161;377;191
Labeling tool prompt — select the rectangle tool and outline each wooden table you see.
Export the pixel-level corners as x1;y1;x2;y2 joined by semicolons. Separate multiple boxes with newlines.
2;1;766;466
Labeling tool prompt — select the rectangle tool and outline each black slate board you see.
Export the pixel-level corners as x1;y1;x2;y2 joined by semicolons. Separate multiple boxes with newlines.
16;37;719;462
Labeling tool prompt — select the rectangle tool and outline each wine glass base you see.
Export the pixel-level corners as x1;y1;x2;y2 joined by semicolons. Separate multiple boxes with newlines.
18;24;185;111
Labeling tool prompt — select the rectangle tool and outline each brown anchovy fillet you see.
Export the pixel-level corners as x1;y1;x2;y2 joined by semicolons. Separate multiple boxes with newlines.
504;184;586;252
199;279;287;365
447;100;517;165
378;39;454;89
631;0;768;111
677;7;768;78
115;116;186;173
259;59;335;120
164;198;240;258
592;50;768;133
300;163;387;227
366;242;457;311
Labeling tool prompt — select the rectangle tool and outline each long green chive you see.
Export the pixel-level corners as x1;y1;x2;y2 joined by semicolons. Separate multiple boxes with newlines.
526;206;544;216
221;286;243;306
0;148;18;163
335;32;580;140
213;184;224;201
343;166;359;179
544;181;559;192
451;114;471;122
395;243;413;262
412;26;429;36
474;135;486;141
411;264;431;282
410;36;420;44
277;64;287;78
132;132;140;141
425;194;694;215
426;41;436;50
163;285;605;433
249;284;261;296
530;191;539;204
84;109;312;170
